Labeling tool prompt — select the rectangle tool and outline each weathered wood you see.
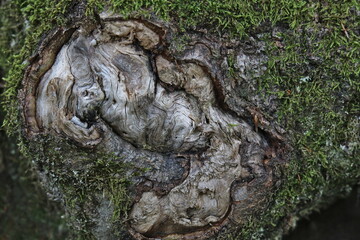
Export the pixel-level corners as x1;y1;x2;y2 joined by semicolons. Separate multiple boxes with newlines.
20;13;287;239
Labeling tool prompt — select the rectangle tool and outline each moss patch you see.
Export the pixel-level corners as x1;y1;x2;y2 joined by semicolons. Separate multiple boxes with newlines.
24;135;144;239
1;0;75;135
221;1;360;239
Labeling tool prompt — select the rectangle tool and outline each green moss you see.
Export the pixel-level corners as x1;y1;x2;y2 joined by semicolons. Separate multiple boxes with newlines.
235;1;359;239
1;0;359;239
217;0;358;239
25;136;143;239
1;0;75;136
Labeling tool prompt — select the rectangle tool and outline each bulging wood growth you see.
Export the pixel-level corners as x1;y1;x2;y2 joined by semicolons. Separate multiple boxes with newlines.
20;13;287;239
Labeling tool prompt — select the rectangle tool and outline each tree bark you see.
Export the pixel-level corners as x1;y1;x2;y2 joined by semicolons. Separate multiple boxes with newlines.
1;1;359;239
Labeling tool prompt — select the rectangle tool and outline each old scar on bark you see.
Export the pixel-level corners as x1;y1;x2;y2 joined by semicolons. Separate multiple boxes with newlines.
22;18;275;239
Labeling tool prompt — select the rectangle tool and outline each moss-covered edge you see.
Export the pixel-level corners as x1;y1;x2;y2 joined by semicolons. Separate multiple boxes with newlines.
26;135;139;239
1;0;359;239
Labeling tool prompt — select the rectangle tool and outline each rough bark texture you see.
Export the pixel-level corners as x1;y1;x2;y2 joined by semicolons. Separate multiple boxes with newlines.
20;13;287;239
1;1;359;240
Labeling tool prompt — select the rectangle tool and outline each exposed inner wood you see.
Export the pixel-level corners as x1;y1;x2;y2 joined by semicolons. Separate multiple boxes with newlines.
22;18;283;239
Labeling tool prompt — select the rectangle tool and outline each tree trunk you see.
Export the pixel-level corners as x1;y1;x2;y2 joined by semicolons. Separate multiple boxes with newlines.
1;1;359;239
